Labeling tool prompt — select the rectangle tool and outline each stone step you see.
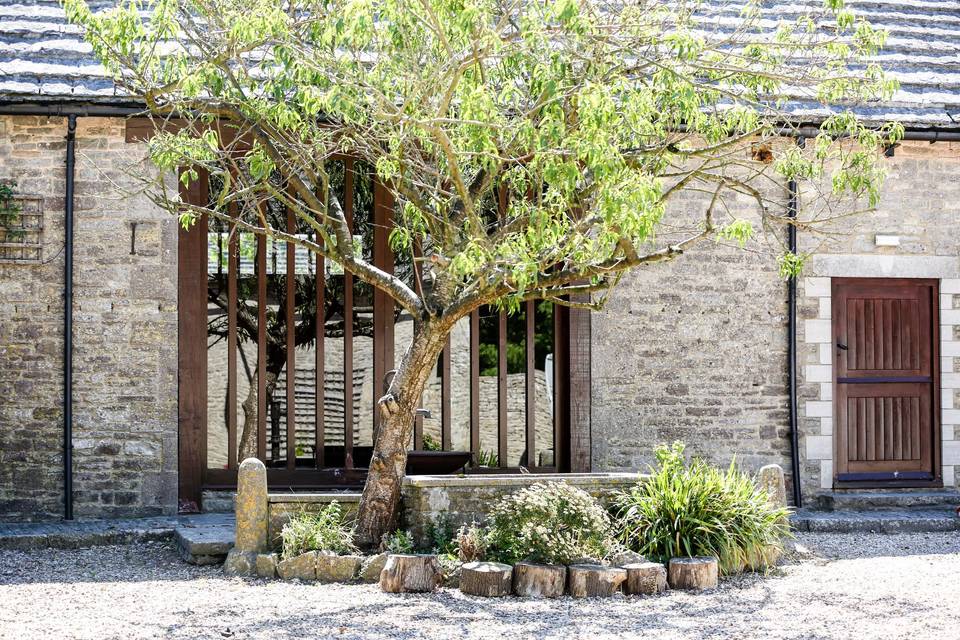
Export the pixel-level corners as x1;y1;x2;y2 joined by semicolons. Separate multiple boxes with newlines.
0;513;232;551
791;508;960;534
174;514;235;565
813;490;960;511
201;490;236;514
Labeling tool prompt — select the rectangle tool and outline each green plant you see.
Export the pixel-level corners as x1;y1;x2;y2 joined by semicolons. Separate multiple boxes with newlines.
423;515;457;556
0;182;24;242
421;433;441;452
382;529;414;554
614;442;791;575
454;523;488;563
280;501;357;560
485;482;616;565
476;450;498;467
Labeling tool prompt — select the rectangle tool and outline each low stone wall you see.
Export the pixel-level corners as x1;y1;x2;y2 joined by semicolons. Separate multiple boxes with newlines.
231;473;642;551
401;473;643;543
267;492;361;550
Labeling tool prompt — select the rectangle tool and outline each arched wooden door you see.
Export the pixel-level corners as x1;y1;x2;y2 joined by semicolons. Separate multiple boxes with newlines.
175;161;587;510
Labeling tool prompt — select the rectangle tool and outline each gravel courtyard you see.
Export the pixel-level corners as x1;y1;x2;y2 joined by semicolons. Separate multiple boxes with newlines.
1;532;958;640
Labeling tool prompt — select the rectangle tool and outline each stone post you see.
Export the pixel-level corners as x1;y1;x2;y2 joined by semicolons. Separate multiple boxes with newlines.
757;464;787;510
224;457;269;576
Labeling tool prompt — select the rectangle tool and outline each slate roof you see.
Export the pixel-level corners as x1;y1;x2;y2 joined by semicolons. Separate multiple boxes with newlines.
1;0;958;129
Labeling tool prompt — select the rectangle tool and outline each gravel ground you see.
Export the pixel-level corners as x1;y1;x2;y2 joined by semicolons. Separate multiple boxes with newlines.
1;532;958;640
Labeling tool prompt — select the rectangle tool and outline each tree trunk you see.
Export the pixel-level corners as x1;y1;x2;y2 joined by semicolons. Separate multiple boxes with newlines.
667;556;719;590
238;370;277;461
460;561;513;597
512;562;567;598
355;320;449;547
379;554;443;593
567;564;627;598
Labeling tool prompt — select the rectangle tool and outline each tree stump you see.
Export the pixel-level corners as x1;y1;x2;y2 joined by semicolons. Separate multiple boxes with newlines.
460;562;513;597
668;557;718;590
379;554;443;593
567;564;627;598
512;562;566;598
623;562;667;595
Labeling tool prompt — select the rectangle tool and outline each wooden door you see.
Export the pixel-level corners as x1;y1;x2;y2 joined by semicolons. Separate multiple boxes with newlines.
833;278;941;486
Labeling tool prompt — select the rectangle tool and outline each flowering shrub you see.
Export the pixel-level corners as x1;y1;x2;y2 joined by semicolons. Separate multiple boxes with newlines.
614;442;791;574
485;482;617;565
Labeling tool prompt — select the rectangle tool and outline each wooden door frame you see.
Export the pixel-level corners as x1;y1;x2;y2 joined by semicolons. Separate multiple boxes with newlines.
177;168;209;510
831;277;942;489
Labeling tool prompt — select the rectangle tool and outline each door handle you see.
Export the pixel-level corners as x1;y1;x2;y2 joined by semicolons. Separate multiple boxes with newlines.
836;342;848;350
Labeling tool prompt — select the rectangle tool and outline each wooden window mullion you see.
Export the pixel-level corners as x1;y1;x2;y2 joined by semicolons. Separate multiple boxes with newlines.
315;241;325;469
470;310;480;466
441;338;451;451
227;218;239;471
285;206;296;471
496;185;508;468
343;160;355;469
256;232;267;462
525;300;536;468
498;309;508;467
372;180;394;446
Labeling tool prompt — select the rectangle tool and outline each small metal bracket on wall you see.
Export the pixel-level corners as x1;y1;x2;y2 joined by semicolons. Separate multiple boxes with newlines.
130;221;137;255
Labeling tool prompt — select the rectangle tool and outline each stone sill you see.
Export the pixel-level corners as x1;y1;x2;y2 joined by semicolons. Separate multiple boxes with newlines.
268;492;362;504
402;472;644;489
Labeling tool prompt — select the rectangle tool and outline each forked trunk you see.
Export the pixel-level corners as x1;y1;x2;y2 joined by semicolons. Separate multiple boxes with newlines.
355;320;449;547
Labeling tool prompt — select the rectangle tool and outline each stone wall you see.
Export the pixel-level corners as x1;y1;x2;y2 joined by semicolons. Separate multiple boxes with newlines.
591;139;960;506
0;116;70;521
267;492;361;550
796;140;960;500
0;116;178;521
591;174;793;489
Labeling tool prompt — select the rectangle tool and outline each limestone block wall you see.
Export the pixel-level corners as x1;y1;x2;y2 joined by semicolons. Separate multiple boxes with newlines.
797;140;960;500
0;116;70;521
591;178;792;485
400;473;639;543
0;116;178;521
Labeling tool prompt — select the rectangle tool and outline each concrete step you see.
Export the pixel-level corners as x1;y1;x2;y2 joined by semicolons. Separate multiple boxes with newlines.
813;490;960;511
174;514;235;565
791;508;960;534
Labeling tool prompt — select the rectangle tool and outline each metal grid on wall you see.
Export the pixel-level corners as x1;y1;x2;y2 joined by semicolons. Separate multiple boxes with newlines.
0;195;43;264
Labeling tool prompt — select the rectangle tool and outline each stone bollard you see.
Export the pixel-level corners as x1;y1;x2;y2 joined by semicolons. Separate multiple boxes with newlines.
757;464;787;510
224;457;269;576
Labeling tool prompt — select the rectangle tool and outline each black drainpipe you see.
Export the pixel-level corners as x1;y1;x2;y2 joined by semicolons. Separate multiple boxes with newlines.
787;135;805;509
64;114;77;520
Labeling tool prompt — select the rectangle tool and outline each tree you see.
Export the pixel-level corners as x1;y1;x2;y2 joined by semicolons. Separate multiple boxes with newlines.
65;0;902;545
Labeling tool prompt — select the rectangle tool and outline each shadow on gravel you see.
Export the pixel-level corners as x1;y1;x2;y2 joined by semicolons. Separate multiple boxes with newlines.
0;543;220;586
161;585;789;640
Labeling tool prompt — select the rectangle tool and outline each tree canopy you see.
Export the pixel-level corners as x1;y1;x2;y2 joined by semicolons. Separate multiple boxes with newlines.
65;0;902;318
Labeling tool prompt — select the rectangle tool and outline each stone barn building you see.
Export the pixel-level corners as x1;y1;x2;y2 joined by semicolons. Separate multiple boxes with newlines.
1;0;959;523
